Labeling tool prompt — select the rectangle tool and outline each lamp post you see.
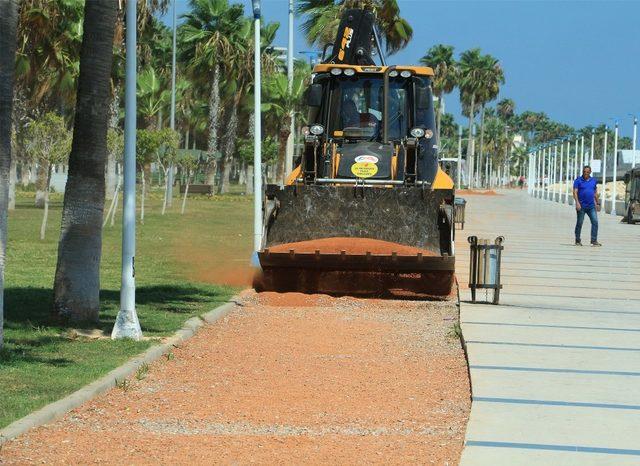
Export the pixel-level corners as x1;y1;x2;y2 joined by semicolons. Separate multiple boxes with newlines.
580;134;585;170
559;138;564;203
284;0;295;179
552;142;558;202
456;125;462;189
612;120;619;215
590;128;595;165
167;0;177;207
565;137;572;203
601;126;608;213
253;0;262;251
631;115;637;168
537;147;542;198
112;0;141;340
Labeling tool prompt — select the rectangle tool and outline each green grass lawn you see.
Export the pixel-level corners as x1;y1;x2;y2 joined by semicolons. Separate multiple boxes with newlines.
0;189;253;428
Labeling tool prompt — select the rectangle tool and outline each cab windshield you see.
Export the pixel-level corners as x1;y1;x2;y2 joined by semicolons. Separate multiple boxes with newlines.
327;76;409;141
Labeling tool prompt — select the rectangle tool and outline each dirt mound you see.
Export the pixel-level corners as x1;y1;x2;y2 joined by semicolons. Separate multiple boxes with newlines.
456;189;501;196
267;237;438;256
249;291;331;307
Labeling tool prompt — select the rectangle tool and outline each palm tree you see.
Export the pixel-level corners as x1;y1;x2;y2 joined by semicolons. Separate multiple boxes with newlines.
180;0;245;186
420;44;457;139
496;98;515;122
53;1;117;323
297;0;413;55
472;53;504;187
458;48;485;187
263;71;307;185
0;0;19;348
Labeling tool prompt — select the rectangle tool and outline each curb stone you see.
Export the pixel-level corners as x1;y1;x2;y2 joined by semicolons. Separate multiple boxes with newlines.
0;300;238;445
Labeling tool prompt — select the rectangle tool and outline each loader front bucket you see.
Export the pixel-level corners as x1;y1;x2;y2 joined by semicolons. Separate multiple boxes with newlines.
254;185;455;298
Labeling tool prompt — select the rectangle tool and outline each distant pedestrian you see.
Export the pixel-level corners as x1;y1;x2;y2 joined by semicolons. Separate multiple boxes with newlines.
573;165;601;246
518;175;525;189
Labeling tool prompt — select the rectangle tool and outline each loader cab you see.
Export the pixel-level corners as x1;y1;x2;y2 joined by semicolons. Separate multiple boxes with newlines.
301;65;441;186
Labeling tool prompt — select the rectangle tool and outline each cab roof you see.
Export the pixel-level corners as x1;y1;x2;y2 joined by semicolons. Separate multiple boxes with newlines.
312;64;434;77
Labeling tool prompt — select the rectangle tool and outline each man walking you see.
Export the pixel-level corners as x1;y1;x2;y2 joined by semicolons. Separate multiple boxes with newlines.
573;165;601;246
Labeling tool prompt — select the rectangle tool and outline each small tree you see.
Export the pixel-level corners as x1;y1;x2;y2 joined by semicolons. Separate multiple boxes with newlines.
136;129;162;223
23;113;71;239
157;128;179;214
176;149;199;214
103;128;124;227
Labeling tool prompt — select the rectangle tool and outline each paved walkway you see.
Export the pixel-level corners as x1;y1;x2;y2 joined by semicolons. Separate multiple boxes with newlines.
456;190;640;465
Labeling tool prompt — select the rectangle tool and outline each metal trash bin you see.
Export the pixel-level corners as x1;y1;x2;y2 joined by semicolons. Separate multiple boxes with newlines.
468;236;504;304
454;197;466;230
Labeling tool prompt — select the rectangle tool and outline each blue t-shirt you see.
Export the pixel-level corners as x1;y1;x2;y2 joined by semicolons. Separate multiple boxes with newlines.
573;176;597;208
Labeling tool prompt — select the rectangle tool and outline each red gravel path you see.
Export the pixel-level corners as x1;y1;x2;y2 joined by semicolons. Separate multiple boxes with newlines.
2;291;470;465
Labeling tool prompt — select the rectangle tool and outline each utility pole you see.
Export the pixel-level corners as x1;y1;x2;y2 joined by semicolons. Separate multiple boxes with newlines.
590;129;595;166
456;125;462;189
167;0;177;207
632;115;637;168
253;0;263;252
612;121;619;215
601;127;608;213
284;0;295;180
112;0;141;340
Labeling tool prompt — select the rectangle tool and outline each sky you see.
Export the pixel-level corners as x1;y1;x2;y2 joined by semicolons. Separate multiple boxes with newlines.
164;0;640;139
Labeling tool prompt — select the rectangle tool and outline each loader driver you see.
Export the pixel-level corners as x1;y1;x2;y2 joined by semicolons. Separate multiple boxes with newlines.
341;99;360;128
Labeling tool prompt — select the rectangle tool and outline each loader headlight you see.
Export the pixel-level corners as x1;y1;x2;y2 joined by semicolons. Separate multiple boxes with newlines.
410;127;426;138
343;68;356;76
330;68;343;76
310;124;325;136
400;70;412;78
388;70;399;77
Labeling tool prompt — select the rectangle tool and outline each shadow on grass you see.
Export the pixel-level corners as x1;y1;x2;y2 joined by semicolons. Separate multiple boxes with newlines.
3;283;230;347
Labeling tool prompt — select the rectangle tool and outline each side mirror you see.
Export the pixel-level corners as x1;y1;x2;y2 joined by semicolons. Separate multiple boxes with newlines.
416;86;430;110
307;83;323;107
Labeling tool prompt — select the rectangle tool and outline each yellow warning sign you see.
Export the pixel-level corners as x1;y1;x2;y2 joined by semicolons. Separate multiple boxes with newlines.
351;162;378;178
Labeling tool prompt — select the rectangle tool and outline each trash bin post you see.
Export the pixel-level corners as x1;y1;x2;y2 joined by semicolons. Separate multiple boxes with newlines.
468;235;505;304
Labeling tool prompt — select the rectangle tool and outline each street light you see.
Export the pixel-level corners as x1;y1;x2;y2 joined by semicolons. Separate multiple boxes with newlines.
284;0;295;179
253;0;263;252
456;125;462;189
630;114;638;168
112;0;141;340
612;120;619;215
601;125;608;213
167;0;177;207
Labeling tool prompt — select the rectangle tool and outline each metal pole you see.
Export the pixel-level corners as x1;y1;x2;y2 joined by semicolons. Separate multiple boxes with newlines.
633;116;637;168
167;0;177;207
113;0;141;340
284;0;294;179
537;148;542;198
552;143;558;201
253;1;263;251
456;126;462;189
559;140;564;203
580;135;585;171
573;135;579;183
566;138;571;202
601;127;608;212
590;129;595;165
612;121;619;215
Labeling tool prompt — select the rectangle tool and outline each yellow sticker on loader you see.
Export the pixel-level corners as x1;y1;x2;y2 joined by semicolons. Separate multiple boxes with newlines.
351;162;378;178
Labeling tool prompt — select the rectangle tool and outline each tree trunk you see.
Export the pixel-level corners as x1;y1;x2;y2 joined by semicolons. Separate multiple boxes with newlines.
435;94;443;143
0;0;18;348
246;164;254;195
20;162;30;186
181;174;190;214
161;168;169;214
466;93;475;188
477;104;486;187
53;1;116;324
40;165;52;240
35;162;48;208
106;84;120;199
276;120;292;185
205;63;221;188
219;97;240;194
9;156;16;210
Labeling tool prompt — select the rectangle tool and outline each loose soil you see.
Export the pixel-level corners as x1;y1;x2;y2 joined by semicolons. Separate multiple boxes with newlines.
456;189;501;196
267;237;439;256
2;290;470;465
